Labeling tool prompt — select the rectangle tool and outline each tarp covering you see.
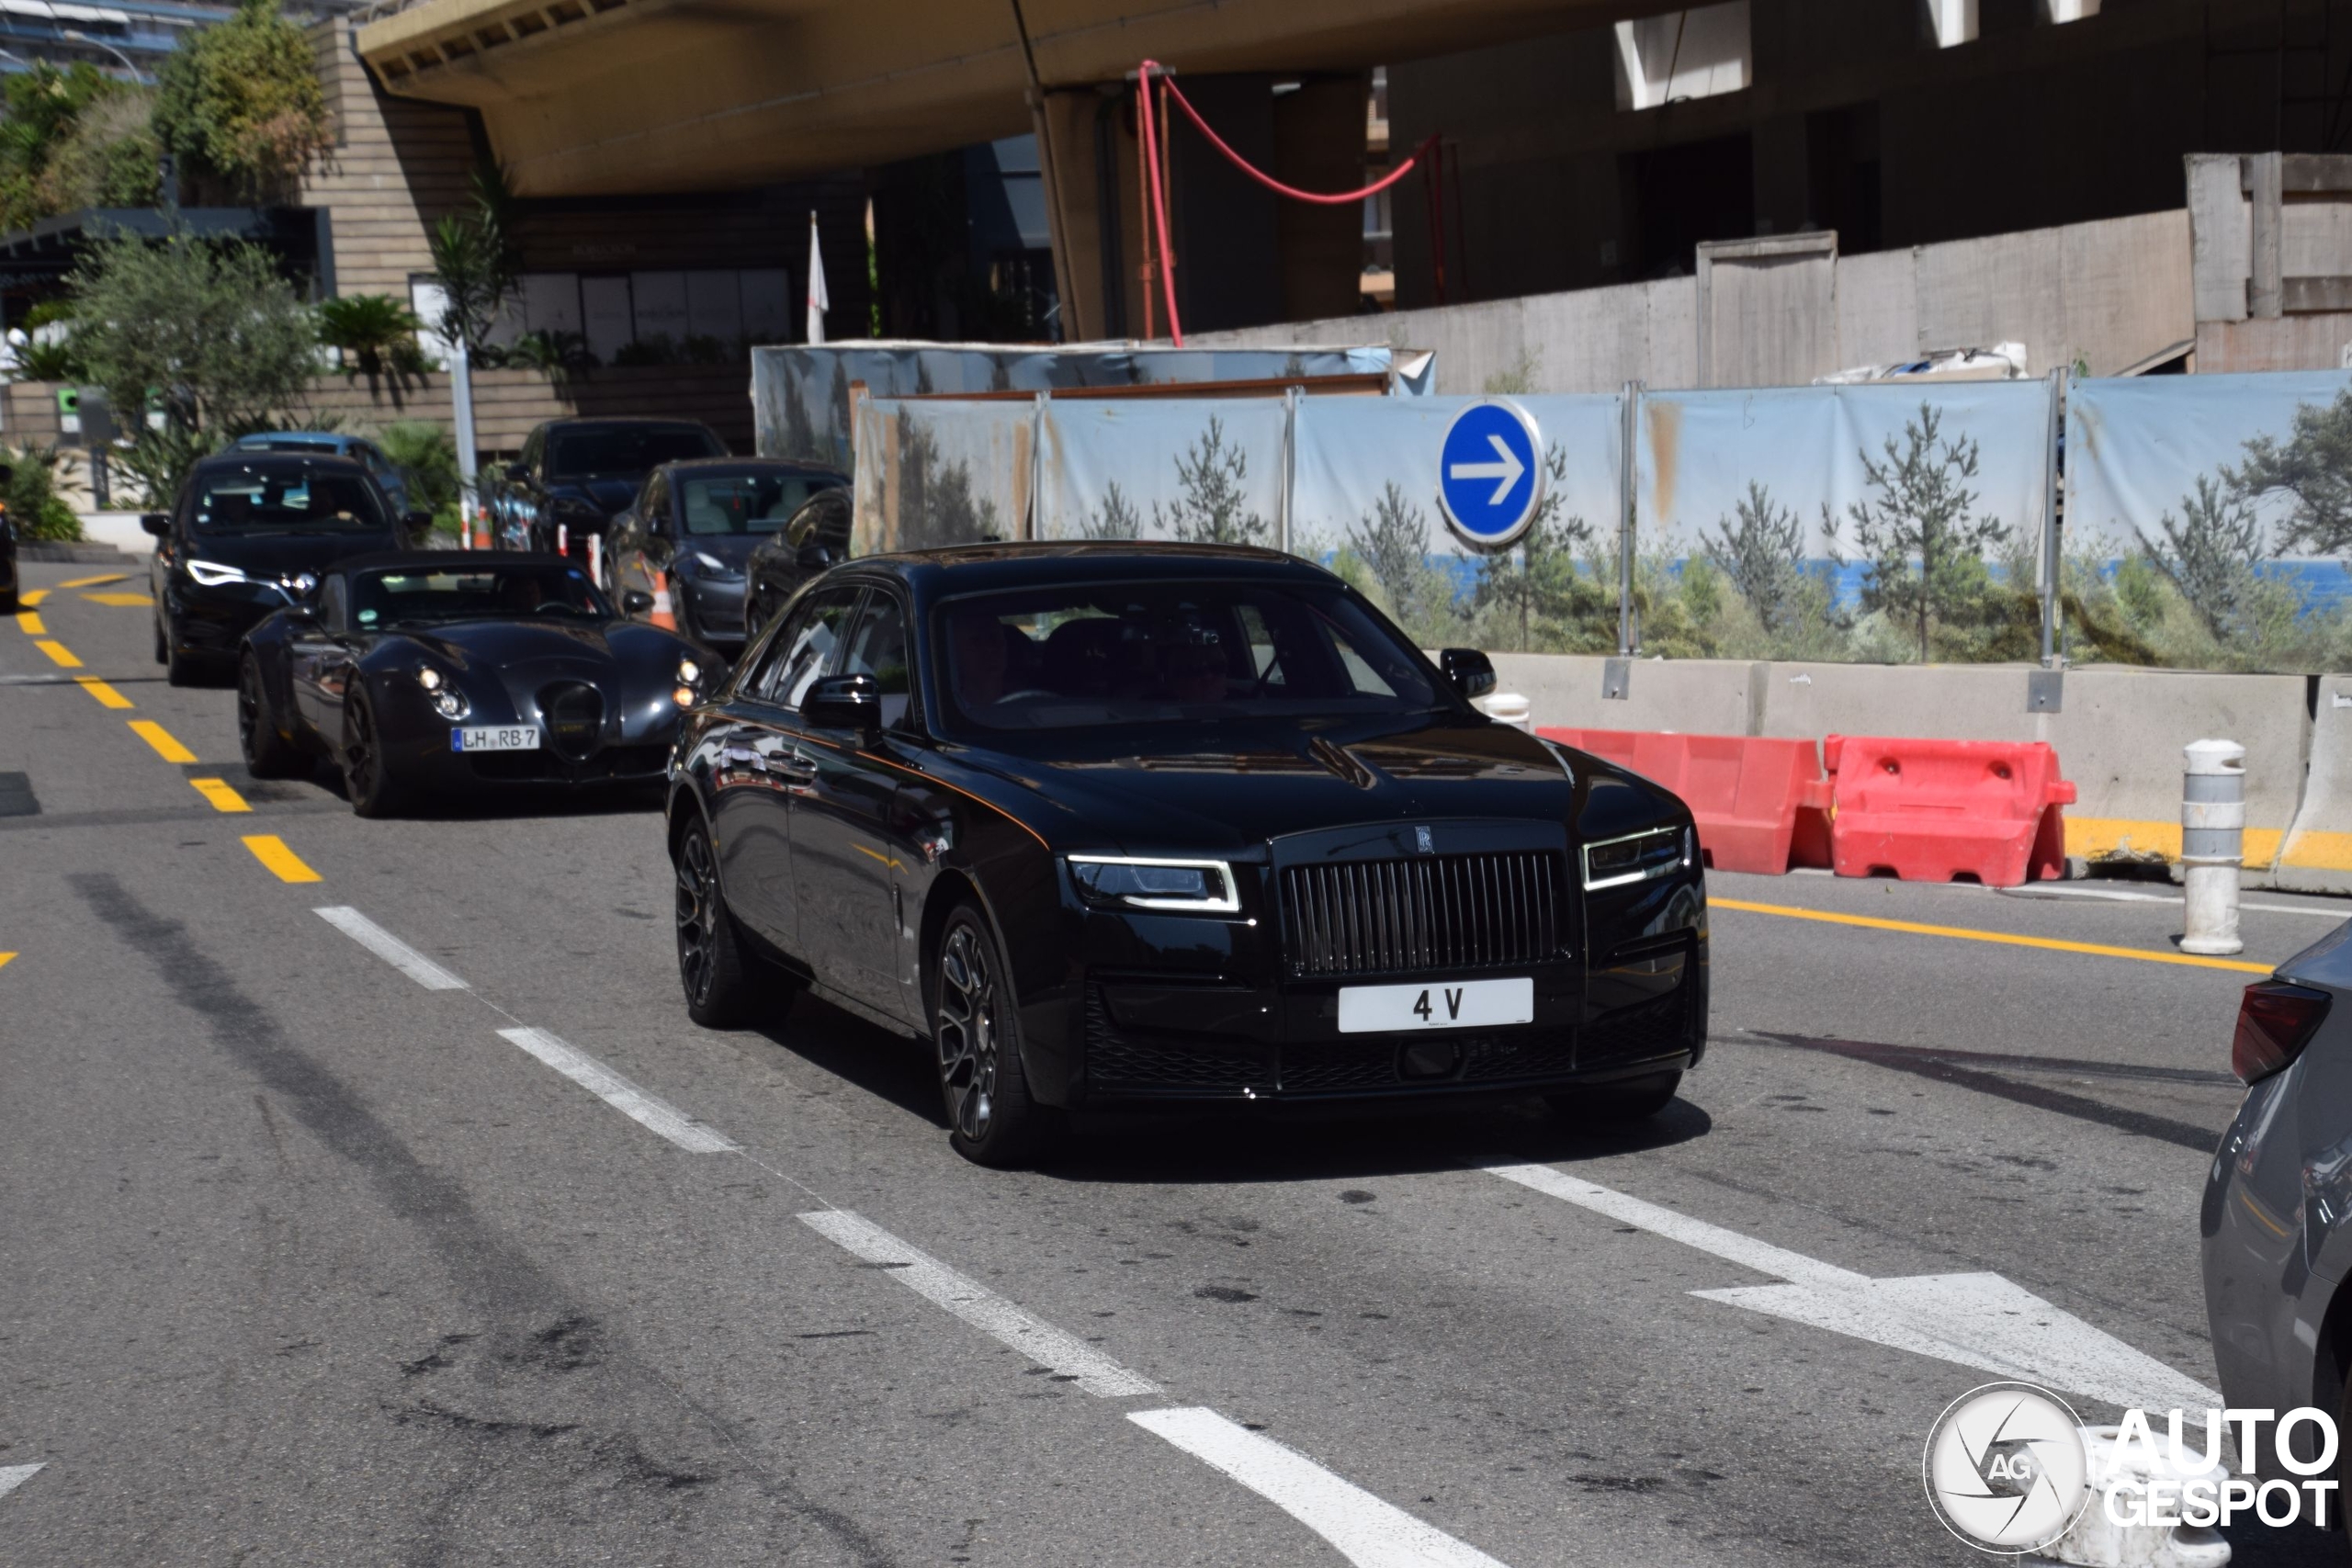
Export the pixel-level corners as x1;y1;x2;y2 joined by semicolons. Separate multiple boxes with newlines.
1035;400;1288;547
850;397;1034;557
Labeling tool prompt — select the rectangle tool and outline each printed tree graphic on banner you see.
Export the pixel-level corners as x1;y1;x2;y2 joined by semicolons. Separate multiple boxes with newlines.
1472;444;1593;651
2228;385;2352;555
1702;480;1809;635
2142;473;2266;643
891;408;1000;549
1350;480;1432;627
1082;479;1142;540
1154;416;1269;546
1834;402;2007;663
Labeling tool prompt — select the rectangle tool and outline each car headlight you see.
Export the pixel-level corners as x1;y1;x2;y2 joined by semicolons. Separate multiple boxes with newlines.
673;655;704;708
687;550;742;581
1069;855;1241;914
415;665;470;720
1580;826;1690;890
185;559;248;587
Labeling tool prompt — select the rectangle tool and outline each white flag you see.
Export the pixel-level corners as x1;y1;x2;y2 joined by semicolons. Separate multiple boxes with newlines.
805;211;829;345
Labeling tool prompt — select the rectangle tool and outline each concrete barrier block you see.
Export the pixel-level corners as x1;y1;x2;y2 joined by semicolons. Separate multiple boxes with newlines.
2278;672;2352;894
1491;653;1757;738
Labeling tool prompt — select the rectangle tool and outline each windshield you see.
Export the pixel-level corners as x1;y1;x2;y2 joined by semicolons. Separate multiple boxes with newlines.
548;426;722;479
351;564;610;627
191;468;386;533
934;580;1445;733
679;471;843;536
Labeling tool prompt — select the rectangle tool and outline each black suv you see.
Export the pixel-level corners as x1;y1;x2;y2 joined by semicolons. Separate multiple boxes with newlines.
493;418;727;557
146;454;421;684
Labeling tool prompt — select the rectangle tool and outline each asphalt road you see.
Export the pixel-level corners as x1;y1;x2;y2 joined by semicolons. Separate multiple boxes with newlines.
3;556;2345;1566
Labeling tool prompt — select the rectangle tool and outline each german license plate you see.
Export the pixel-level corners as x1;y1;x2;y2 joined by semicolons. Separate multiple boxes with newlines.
1337;976;1533;1033
451;725;540;753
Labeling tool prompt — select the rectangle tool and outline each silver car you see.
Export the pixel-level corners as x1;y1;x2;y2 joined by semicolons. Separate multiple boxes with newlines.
2201;920;2352;1480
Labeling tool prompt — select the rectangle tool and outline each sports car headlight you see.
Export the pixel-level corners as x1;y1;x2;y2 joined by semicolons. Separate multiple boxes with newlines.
1580;825;1690;890
415;665;470;719
673;655;705;708
1068;855;1241;914
185;558;248;588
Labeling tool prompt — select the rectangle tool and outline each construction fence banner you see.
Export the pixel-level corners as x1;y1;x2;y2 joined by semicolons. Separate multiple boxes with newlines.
1035;398;1289;547
1632;380;2056;577
759;342;1428;473
850;395;1034;557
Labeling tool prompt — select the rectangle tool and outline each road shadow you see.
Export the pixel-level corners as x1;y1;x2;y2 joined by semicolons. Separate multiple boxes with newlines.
288;757;668;822
749;992;950;1131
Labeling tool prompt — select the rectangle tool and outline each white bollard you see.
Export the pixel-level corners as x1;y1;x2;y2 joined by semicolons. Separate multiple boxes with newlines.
1475;692;1533;733
2180;739;2245;956
2039;1425;2231;1568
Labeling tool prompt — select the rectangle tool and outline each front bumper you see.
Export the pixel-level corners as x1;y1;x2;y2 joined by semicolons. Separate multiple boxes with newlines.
168;581;281;655
376;678;686;793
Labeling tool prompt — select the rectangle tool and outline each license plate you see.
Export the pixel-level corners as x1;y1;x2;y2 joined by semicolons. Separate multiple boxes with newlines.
1337;976;1533;1033
451;725;540;753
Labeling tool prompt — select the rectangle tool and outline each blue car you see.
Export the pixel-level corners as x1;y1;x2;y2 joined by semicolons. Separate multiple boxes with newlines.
232;432;412;519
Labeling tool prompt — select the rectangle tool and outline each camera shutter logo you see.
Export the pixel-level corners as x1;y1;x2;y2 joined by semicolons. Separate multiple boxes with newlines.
1923;1382;2092;1554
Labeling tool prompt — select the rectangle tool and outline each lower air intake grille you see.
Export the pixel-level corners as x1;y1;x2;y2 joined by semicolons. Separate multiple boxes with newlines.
1282;851;1564;977
1084;987;1261;1094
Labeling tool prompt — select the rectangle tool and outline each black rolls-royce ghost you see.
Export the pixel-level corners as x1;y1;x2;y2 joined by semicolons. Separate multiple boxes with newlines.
667;542;1707;1167
239;551;710;816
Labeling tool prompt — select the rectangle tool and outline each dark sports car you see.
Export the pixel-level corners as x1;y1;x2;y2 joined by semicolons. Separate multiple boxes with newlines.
238;551;710;817
665;541;1706;1167
740;485;852;641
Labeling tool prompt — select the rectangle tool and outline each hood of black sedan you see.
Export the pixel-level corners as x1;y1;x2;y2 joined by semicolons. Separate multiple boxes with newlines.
956;716;1599;853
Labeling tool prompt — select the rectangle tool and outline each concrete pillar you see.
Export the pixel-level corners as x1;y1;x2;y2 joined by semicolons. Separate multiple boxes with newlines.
2248;150;2283;320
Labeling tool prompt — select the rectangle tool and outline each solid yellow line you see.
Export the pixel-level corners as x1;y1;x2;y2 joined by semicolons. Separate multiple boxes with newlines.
73;675;131;709
34;639;80;668
1712;896;2275;975
242;835;320;883
18;588;45;607
188;777;251;813
128;719;197;764
58;573;127;589
17;611;44;635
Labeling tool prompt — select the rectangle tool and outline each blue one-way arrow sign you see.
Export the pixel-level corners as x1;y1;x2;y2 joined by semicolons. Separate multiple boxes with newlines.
1437;400;1544;550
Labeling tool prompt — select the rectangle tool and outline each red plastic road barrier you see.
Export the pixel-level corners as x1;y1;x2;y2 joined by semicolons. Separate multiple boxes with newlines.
1823;735;2075;886
1541;729;1833;875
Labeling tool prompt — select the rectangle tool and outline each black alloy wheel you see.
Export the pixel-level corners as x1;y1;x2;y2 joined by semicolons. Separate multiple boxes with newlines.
238;654;303;778
934;903;1052;1167
1547;1069;1682;1129
341;691;407;818
674;818;770;1027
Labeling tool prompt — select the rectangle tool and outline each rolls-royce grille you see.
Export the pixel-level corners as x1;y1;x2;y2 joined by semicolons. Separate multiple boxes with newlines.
1283;852;1564;977
538;681;605;761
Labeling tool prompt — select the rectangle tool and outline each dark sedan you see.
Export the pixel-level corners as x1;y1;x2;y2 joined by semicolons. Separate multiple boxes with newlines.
2202;922;2352;1488
239;551;709;816
740;485;852;642
605;457;847;652
148;453;424;685
666;542;1706;1167
494;418;727;556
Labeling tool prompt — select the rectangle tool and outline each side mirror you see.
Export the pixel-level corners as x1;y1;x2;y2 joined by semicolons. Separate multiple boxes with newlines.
140;512;170;536
1440;647;1497;702
621;589;654;615
800;671;879;733
795;543;834;572
401;509;432;536
505;462;530;484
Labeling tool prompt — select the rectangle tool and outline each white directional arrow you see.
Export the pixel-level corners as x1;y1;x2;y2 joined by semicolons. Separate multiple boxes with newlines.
1485;1163;2219;1414
0;1463;44;1503
1448;434;1526;507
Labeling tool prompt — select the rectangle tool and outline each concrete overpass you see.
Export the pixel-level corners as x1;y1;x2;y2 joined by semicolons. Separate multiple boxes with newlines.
353;0;1658;336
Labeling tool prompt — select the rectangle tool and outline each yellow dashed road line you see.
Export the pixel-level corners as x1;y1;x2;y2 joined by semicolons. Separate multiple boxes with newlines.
57;574;127;589
0;952;14;971
81;592;151;607
73;675;131;709
1712;896;2275;976
17;611;44;635
242;835;321;883
18;588;45;607
128;719;197;763
188;777;251;813
33;639;79;668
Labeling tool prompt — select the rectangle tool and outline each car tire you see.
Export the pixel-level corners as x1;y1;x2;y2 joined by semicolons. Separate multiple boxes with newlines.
934;901;1057;1168
238;654;303;779
1547;1069;1682;1129
673;816;774;1028
0;583;16;615
341;690;409;818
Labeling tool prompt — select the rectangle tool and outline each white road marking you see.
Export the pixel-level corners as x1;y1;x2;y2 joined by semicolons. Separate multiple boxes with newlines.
1483;1162;2219;1413
496;1027;737;1153
797;1208;1160;1398
314;907;469;990
1130;1407;1510;1568
2002;883;2346;919
0;1462;43;1501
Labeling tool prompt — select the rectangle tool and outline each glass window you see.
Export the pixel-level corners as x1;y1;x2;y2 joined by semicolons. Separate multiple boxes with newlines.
933;579;1443;734
547;425;724;479
679;470;844;536
350;564;607;628
189;465;388;533
841;593;913;730
753;586;859;709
